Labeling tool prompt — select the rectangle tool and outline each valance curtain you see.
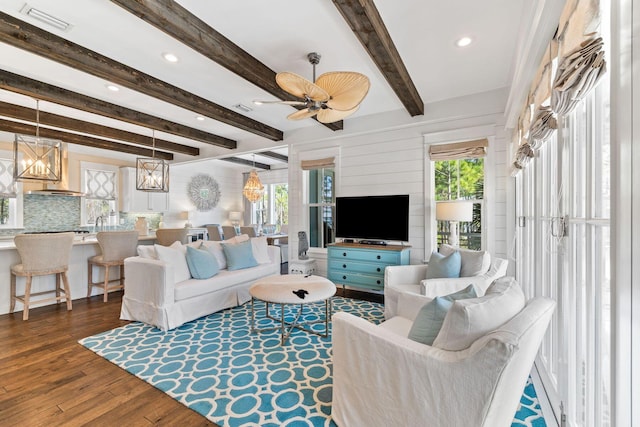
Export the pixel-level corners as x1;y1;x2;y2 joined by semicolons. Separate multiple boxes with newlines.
300;157;335;170
511;0;604;176
0;158;17;198
85;169;117;200
428;138;488;161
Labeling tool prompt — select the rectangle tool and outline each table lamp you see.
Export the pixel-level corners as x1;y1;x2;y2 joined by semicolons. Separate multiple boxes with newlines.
436;200;473;247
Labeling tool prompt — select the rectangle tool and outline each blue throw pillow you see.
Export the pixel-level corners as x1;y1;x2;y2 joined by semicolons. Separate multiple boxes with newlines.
185;245;219;279
221;240;258;271
407;284;478;345
425;250;461;279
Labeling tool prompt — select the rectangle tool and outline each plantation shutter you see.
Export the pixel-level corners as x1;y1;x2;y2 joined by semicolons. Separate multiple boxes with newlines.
429;139;488;161
0;158;17;198
85;169;117;200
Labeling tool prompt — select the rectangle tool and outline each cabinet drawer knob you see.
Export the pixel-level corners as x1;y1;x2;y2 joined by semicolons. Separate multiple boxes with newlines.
377;267;381;272
342;275;347;280
342;252;347;257
376;255;381;259
376;280;381;284
342;264;346;269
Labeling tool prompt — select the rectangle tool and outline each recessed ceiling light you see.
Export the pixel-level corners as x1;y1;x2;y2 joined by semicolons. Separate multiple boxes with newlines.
196;115;205;121
105;84;120;92
456;37;473;48
162;52;179;63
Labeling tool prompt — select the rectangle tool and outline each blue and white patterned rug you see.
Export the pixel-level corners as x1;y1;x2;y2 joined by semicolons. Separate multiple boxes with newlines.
79;297;546;427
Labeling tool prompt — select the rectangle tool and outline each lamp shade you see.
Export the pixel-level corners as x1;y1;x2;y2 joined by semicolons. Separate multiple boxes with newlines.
436;201;474;222
229;211;242;222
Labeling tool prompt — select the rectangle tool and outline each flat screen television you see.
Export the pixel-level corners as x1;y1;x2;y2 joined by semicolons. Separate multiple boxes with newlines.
335;194;409;243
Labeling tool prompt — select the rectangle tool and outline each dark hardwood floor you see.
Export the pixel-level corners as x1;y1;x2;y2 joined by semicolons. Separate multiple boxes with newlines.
0;279;381;426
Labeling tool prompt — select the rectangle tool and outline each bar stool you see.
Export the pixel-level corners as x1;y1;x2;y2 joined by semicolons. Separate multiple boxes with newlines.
155;228;188;246
88;230;139;302
10;232;75;320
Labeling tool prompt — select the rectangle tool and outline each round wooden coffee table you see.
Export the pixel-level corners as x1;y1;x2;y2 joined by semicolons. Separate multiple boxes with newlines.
249;274;337;345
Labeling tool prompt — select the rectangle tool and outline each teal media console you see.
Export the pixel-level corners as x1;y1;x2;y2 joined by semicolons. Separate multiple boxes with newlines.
327;242;411;292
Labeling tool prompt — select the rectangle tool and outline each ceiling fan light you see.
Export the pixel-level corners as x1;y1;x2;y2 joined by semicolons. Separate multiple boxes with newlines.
276;72;330;102
287;109;318;121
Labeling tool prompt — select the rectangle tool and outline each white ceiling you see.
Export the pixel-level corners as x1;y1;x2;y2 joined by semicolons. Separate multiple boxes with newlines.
0;0;531;167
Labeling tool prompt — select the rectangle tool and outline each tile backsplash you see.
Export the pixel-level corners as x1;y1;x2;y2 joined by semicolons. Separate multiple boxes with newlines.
23;194;81;231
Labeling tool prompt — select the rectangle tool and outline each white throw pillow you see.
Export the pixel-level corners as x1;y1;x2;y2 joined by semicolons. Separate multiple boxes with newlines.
250;236;271;264
154;243;191;283
137;245;157;259
440;244;491;277
225;234;250;244
432;276;525;351
200;240;228;270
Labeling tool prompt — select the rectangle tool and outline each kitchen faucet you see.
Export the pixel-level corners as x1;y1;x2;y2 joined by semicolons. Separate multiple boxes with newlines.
95;215;106;232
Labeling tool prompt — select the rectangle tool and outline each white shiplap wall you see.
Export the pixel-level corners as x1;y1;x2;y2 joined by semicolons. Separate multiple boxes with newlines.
287;89;511;276
167;160;245;228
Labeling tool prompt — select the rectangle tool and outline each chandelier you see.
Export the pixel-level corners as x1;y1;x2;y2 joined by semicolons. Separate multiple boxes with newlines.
243;155;264;202
13;99;62;183
136;129;169;192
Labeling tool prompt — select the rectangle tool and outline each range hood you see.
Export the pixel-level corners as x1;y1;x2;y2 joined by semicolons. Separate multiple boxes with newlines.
25;143;85;197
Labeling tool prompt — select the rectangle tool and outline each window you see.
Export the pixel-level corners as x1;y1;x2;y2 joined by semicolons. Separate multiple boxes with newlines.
300;155;336;249
0;154;21;228
252;182;288;227
434;158;484;249
81;162;118;226
515;60;611;427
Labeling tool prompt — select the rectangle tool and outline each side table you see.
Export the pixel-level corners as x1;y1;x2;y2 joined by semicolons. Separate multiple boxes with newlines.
289;258;317;275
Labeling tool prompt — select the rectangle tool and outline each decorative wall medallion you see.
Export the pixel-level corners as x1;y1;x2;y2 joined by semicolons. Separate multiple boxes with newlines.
187;174;221;211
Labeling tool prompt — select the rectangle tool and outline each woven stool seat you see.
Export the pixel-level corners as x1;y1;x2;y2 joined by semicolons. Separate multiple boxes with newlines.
88;230;139;302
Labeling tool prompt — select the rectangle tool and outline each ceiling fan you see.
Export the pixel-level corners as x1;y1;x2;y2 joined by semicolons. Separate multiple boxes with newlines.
255;52;370;123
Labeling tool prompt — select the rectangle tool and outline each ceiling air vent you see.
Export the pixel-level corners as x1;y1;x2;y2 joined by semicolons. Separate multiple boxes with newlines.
20;4;72;32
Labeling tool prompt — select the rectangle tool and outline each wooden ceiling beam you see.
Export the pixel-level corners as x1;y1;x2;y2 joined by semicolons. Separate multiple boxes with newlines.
0;103;199;156
0;11;283;141
220;157;271;170
259;151;288;163
0;118;173;160
110;0;343;132
0;69;236;150
332;0;424;116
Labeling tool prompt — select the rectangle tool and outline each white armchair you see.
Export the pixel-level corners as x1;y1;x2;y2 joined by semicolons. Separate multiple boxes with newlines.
331;290;555;427
384;256;508;319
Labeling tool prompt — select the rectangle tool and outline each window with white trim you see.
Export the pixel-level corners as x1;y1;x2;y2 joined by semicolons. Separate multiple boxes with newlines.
81;162;118;226
302;157;335;249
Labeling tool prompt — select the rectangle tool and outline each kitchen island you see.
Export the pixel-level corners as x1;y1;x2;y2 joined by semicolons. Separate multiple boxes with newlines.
0;234;156;316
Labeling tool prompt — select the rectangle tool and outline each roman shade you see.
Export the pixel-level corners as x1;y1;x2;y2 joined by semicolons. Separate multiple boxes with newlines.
429;138;488;161
85;168;117;200
0;158;17;198
511;0;605;177
300;157;335;170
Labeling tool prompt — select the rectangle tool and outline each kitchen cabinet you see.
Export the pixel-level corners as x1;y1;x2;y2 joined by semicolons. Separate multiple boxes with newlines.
120;167;169;212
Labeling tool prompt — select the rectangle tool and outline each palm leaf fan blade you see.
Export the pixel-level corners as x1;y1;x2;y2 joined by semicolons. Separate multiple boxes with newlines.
316;106;359;123
316;71;370;111
287;109;319;121
276;72;330;101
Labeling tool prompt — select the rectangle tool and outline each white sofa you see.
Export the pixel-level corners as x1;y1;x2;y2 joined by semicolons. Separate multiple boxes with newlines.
120;241;280;331
332;278;556;427
384;255;508;319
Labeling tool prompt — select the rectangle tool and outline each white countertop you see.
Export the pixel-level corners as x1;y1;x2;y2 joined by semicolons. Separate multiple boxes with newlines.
0;233;156;251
